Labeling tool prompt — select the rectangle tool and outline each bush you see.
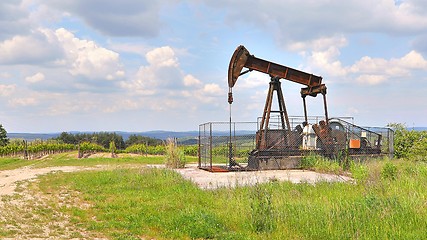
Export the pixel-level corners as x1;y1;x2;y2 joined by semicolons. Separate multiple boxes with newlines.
407;136;427;161
388;123;427;160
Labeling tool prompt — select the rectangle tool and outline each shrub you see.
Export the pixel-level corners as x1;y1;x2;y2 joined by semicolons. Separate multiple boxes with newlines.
388;123;427;160
407;136;427;161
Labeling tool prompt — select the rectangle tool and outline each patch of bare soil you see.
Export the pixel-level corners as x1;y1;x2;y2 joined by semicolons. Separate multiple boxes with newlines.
0;166;99;197
0;166;108;239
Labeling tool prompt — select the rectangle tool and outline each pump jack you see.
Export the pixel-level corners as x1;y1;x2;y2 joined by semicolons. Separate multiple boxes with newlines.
227;45;382;170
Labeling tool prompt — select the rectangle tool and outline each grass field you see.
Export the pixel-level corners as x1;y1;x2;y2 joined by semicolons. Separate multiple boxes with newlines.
1;153;427;239
0;152;198;170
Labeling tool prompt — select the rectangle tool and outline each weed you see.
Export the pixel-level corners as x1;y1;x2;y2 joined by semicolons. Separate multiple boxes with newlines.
170;209;224;239
250;184;276;233
381;161;398;180
301;154;343;174
300;154;317;169
350;162;369;182
164;138;186;168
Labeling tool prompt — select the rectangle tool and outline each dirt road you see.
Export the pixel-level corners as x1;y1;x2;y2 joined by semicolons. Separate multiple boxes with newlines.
0;166;98;197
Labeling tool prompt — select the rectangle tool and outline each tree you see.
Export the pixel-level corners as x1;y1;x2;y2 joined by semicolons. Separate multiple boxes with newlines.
0;124;9;147
56;132;77;144
125;134;162;147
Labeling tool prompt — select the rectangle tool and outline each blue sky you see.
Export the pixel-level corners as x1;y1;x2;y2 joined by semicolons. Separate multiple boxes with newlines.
1;0;426;132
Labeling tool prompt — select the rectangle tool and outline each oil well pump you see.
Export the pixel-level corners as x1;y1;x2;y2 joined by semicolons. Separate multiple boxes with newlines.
227;45;385;170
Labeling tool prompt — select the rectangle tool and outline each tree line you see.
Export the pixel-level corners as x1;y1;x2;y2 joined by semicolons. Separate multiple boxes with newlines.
54;132;163;150
2;123;425;160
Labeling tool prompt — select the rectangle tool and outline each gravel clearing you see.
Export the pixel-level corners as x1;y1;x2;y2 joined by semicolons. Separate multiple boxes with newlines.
170;165;353;189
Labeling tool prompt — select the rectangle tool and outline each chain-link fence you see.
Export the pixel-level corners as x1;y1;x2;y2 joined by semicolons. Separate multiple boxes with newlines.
198;122;257;171
199;116;394;171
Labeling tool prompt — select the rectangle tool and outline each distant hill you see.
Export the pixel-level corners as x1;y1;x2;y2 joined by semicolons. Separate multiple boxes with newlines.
120;130;199;140
8;127;427;142
7;133;60;141
7;130;256;143
7;131;200;142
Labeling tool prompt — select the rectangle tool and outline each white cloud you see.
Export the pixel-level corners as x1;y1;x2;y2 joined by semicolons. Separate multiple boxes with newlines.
109;42;152;56
398;50;427;69
289;35;348;52
356;75;387;85
103;98;140;113
202;83;222;96
237;71;269;89
350;50;427;77
42;0;172;37
119;46;226;112
0;84;16;96
45;95;99;116
207;0;427;45
307;45;427;85
55;28;123;81
0;30;63;64
145;46;178;67
9;97;38;107
308;46;347;77
183;74;202;87
122;46;185;95
0;1;31;40
25;72;45;83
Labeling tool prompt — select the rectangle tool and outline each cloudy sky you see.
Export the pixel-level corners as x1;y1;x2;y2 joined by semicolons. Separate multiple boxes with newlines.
1;0;426;132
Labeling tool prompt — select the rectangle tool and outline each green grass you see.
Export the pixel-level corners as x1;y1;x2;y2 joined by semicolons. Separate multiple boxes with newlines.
2;153;427;239
0;157;35;170
28;159;427;239
0;152;198;170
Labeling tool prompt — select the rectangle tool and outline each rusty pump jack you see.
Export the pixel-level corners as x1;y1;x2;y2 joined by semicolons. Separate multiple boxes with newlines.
227;45;336;169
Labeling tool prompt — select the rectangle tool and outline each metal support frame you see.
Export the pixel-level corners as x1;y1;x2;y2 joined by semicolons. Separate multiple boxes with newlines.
257;77;291;150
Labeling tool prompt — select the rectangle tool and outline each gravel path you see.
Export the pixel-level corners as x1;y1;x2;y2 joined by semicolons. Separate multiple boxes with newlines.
0;166;98;197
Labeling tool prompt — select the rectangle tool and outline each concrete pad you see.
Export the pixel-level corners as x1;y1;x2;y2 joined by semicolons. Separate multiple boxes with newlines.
173;165;352;190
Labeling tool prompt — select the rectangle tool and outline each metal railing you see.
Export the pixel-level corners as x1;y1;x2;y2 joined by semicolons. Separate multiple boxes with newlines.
199;117;394;170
